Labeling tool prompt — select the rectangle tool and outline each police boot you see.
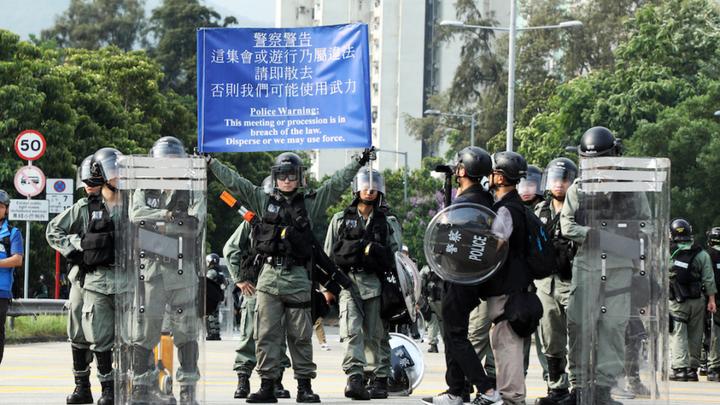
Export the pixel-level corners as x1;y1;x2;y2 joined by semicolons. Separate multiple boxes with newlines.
700;361;708;376
130;385;151;405
368;377;388;399
594;385;623;405
556;388;580;405
274;370;291;399
669;368;688;381
67;375;93;404
206;333;221;341
428;343;439;353
68;347;94;404
296;378;321;403
97;380;114;405
535;388;570;405
246;378;278;403
686;368;699;381
234;374;251;399
179;385;199;405
344;374;370;400
707;368;720;381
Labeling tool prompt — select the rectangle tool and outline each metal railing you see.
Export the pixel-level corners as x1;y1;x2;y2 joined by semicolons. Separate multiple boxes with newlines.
7;299;68;317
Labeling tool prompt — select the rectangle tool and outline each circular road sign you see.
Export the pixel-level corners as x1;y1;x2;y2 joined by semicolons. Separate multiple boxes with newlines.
14;130;47;161
14;166;46;197
53;180;67;193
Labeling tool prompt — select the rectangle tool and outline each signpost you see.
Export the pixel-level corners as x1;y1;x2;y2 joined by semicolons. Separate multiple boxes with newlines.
13;130;47;298
46;178;74;214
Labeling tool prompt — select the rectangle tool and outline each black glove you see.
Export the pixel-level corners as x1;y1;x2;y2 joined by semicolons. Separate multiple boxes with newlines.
358;146;376;166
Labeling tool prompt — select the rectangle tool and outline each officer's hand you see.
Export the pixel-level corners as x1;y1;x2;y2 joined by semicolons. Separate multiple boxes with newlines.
323;291;335;304
358;146;376;166
236;281;256;296
708;296;717;313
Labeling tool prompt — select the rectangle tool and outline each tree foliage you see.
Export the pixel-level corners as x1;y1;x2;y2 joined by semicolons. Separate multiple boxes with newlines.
41;0;146;51
516;0;720;230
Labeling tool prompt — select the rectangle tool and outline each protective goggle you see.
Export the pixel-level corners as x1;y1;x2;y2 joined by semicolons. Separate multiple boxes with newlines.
276;172;299;182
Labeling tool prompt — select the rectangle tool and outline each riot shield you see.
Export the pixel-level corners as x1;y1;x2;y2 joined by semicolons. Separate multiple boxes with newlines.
115;155;207;405
423;203;507;285
387;332;425;396
394;252;421;323
573;157;670;404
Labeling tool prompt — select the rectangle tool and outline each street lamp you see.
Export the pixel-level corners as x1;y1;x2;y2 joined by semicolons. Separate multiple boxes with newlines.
440;2;582;152
424;109;477;147
375;148;409;204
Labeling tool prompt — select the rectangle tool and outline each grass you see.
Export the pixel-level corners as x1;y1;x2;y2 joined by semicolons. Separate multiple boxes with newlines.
5;315;67;343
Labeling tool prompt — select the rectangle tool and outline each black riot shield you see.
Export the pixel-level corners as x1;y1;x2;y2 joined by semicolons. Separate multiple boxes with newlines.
423;203;508;285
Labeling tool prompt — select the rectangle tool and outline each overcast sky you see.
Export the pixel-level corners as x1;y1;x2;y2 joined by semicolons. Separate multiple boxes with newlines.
0;0;275;40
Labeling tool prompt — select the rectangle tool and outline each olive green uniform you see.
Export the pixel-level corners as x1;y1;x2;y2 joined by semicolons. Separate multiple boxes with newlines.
129;189;206;386
560;181;650;389
669;243;717;369
420;265;443;346
209;158;360;380
46;198;94;377
706;246;720;371
467;302;496;379
324;209;402;377
223;221;291;376
534;199;571;390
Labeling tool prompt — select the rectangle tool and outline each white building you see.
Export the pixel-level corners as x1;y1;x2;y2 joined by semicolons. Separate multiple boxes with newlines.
276;0;425;179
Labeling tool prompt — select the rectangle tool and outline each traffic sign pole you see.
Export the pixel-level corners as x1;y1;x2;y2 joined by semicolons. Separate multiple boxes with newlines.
24;161;31;298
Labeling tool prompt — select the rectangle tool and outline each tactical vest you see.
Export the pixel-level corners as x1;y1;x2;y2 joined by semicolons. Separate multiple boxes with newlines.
670;244;703;300
331;205;391;273
706;248;720;297
252;193;313;263
80;194;114;269
537;199;576;280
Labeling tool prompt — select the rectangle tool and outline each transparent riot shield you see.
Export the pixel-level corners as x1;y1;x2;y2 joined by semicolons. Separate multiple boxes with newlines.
115;155;207;405
394;252;421;322
573;157;670;404
388;332;425;396
424;203;508;285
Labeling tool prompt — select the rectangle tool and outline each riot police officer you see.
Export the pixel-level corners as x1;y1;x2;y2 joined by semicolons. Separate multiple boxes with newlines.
518;165;543;206
0;189;23;366
560;126;651;405
78;147;123;405
223;212;292;400
205;253;227;340
46;155;103;404
128;137;206;405
668;219;717;381
533;158;577;405
423;146;501;405
207;149;371;403
324;168;403;400
704;227;720;381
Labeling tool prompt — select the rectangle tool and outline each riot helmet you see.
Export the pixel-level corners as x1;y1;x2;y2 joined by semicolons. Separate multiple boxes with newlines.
206;253;220;269
0;189;9;207
518;165;543;201
670;218;693;242
707;227;720;247
455;146;492;179
543;158;578;200
578;126;621;157
271;152;305;190
78;154;103;188
352;167;385;194
491;151;527;184
90;147;123;183
151;136;187;158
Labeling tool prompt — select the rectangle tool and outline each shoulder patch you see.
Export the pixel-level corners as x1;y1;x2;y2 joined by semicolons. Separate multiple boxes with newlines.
267;203;280;213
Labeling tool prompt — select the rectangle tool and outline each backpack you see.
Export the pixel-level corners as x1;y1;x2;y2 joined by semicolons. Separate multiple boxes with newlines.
507;202;557;280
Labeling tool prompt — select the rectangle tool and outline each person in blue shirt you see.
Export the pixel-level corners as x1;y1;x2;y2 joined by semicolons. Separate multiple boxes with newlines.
0;189;24;365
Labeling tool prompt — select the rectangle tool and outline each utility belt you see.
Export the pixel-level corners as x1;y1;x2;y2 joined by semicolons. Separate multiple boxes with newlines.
265;255;308;269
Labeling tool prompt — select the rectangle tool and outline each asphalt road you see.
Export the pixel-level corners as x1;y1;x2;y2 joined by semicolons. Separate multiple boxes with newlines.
1;327;719;404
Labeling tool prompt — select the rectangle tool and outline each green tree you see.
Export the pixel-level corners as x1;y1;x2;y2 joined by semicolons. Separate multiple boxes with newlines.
41;0;146;51
145;0;237;95
515;0;720;230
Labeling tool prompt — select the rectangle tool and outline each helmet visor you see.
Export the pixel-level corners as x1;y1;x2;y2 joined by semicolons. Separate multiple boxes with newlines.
0;190;9;206
352;169;385;195
517;171;542;197
543;167;576;193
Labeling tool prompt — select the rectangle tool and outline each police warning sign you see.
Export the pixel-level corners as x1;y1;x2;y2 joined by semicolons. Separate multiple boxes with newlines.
197;24;372;152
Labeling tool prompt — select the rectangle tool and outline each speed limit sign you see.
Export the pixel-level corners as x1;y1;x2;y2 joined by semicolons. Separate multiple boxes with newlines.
14;130;47;161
